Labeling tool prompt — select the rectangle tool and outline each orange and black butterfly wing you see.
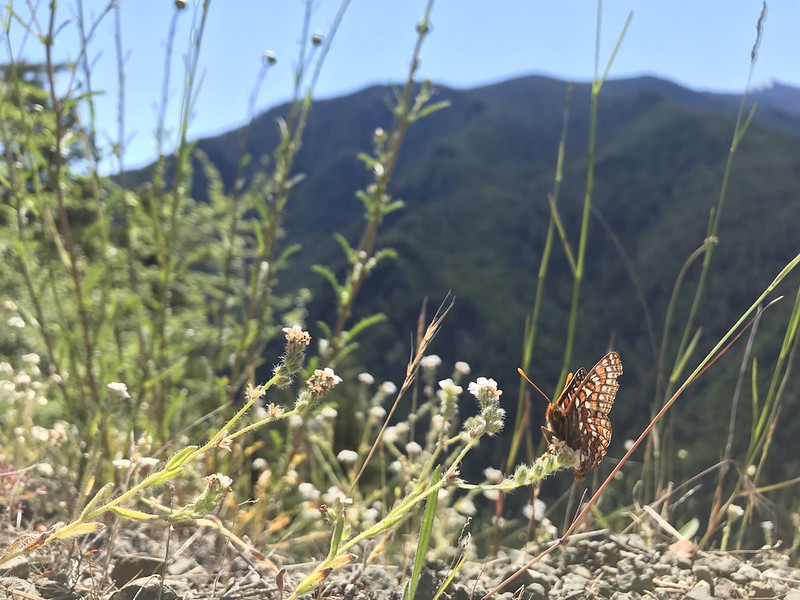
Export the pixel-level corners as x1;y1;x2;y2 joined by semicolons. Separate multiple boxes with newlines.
573;351;623;473
545;368;587;442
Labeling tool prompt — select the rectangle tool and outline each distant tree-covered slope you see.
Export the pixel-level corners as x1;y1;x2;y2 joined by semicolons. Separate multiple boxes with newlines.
125;75;800;482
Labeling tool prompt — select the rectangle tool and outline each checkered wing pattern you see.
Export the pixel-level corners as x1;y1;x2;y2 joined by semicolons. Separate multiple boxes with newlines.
572;351;622;472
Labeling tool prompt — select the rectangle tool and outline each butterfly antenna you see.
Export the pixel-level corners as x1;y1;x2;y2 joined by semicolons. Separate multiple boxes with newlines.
517;368;552;404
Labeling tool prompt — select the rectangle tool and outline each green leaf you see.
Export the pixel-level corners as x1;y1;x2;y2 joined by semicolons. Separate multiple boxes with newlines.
415;100;451;121
342;313;387;342
109;506;158;521
164;445;199;471
311;264;341;295
406;468;441;600
678;518;700;539
333;233;354;260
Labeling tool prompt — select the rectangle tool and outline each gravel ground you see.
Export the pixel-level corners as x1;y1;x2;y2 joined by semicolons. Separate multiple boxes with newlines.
1;529;798;599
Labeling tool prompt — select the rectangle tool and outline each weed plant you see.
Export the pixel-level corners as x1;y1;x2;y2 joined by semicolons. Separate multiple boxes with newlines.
0;0;799;598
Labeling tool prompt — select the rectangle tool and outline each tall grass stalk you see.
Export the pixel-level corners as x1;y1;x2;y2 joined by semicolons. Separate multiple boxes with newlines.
484;252;800;599
649;2;766;498
505;84;573;474
557;3;631;389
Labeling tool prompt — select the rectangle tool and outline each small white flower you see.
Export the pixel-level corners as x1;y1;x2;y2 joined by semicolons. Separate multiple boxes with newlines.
7;316;25;328
533;498;546;521
438;378;463;396
430;414;445;431
491;515;506;527
113;459;132;469
206;473;233;490
746;464;757;477
388;460;402;474
454;361;471;375
2;300;18;311
252;458;268;471
379;381;397;395
727;504;744;520
107;382;130;400
405;441;423;456
678;448;689;459
624;439;635;451
36;463;54;477
454;498;477;516
358;373;375;385
483;489;500;501
368;406;387;420
320;406;339;420
468;377;502;401
298;482;320;501
31;426;49;442
483;467;503;483
21;353;40;366
282;324;310;346
383;426;399;444
393;422;410;437
420;355;442;369
337;449;359;464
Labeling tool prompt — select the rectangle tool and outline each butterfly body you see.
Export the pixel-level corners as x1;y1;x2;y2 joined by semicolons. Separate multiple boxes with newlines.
544;352;622;480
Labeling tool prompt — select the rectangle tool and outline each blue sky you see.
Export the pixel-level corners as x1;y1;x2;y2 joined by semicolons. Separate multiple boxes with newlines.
6;1;797;169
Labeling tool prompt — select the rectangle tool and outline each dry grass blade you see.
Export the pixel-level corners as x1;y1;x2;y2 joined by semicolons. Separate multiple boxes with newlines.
348;295;454;495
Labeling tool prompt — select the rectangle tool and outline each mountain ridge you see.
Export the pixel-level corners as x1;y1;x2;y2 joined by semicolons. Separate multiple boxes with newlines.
125;74;800;483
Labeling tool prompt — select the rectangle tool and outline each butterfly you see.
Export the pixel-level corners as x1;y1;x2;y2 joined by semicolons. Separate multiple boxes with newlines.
520;351;622;480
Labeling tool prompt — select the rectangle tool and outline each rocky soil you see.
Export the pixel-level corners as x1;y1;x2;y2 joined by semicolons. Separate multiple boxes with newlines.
1;528;798;599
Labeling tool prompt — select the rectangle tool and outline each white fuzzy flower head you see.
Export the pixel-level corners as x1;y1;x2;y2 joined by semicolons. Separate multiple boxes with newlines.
320;406;338;420
306;367;342;398
420;354;442;370
483;467;503;483
438;378;463;396
368;406;387;421
358;372;375;385
7;316;25;328
298;482;320;501
379;381;397;395
454;498;477;516
282;324;311;347
21;353;40;366
336;449;359;464
727;504;744;521
454;361;471;375
107;382;130;401
482;489;500;501
468;377;502;403
406;441;423;456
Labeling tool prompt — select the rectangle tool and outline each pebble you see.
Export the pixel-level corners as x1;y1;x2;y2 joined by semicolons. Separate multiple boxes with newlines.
705;553;740;575
691;564;714;590
523;582;547;600
108;576;180;600
0;577;40;598
749;580;776;598
0;556;29;579
731;563;761;583
686;581;715;600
